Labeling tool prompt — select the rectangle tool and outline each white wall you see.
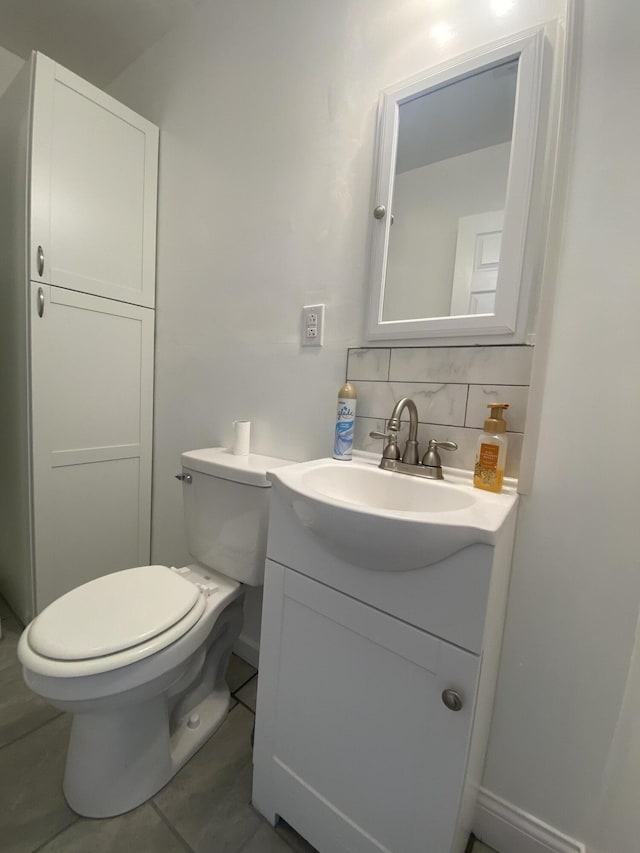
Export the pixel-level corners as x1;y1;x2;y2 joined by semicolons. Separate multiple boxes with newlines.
384;142;510;320
106;2;640;850
109;0;563;656
0;46;24;98
108;0;563;565
483;2;640;851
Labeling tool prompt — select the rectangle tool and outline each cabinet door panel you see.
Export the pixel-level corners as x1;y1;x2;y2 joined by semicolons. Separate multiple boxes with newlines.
44;287;144;450
36;458;142;610
255;564;479;853
30;54;158;307
30;283;154;611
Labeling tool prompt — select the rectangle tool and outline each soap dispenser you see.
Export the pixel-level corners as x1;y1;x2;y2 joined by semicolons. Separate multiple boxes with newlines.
473;403;509;493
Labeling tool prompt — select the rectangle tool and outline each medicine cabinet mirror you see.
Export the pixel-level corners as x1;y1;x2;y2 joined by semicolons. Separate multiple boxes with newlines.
366;29;546;342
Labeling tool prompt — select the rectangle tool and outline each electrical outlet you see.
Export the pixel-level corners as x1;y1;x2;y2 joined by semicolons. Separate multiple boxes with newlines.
301;304;324;347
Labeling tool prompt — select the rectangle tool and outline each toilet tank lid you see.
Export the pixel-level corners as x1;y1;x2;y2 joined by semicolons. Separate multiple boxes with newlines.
181;447;292;487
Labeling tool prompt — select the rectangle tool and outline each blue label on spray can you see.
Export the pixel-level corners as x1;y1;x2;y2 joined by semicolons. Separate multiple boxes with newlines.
333;398;356;460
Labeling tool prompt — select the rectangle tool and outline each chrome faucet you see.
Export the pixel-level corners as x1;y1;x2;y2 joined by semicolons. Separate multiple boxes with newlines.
369;396;457;480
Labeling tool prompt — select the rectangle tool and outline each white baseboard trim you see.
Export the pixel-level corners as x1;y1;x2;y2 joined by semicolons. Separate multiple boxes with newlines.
233;632;260;668
474;788;586;853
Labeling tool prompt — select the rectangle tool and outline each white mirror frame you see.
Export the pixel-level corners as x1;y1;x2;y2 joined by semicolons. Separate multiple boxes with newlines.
366;28;546;343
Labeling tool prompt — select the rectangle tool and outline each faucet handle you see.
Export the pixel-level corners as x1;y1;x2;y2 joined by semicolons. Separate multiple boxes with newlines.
422;439;457;473
369;429;401;460
429;440;457;452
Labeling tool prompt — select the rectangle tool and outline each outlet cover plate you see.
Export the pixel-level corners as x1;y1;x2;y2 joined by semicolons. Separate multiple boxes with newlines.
302;304;325;347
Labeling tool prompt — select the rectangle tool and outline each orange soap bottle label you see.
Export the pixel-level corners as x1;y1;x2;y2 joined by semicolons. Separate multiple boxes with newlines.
479;443;499;469
474;442;503;492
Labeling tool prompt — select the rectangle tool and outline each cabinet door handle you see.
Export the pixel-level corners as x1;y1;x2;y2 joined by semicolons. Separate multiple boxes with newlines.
37;245;44;277
175;473;192;483
37;287;45;318
441;689;463;712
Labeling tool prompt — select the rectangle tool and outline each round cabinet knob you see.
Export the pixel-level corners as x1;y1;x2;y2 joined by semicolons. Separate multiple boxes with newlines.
441;689;464;712
373;205;386;220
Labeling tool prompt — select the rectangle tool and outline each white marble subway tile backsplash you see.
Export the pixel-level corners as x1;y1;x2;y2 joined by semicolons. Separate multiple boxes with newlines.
347;345;532;479
465;385;529;431
347;348;391;382
356;381;468;426
389;345;533;385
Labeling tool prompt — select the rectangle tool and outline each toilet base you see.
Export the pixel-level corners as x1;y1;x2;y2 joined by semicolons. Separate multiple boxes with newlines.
62;597;244;818
63;686;232;817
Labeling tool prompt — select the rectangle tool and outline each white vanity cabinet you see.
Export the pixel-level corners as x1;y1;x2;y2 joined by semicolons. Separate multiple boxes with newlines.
30;53;158;308
253;468;517;853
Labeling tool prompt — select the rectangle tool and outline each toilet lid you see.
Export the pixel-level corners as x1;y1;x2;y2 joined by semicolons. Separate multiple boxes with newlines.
29;565;202;661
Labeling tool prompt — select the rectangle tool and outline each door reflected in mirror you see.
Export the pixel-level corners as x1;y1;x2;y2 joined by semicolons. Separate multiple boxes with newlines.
384;61;517;322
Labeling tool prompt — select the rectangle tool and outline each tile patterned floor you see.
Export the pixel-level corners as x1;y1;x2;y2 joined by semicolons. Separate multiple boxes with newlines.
0;597;497;853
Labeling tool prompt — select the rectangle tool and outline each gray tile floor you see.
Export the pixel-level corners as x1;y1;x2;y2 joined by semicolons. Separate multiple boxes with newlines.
0;597;497;853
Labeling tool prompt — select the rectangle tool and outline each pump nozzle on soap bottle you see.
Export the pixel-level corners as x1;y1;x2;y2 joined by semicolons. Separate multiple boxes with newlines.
473;403;509;493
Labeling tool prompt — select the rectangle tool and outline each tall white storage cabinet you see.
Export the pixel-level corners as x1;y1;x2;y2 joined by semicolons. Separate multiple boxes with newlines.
0;53;158;624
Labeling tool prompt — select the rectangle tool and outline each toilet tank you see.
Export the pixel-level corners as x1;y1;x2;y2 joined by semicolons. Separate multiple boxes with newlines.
180;448;291;586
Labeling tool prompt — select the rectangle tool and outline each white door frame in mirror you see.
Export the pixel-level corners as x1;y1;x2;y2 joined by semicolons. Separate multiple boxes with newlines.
366;28;546;343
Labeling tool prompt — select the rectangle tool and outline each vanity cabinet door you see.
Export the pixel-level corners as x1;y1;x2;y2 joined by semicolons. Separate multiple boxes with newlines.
253;562;480;853
29;283;154;611
30;53;158;307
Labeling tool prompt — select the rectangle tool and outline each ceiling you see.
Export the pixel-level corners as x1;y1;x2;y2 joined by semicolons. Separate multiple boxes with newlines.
0;0;203;87
396;60;518;173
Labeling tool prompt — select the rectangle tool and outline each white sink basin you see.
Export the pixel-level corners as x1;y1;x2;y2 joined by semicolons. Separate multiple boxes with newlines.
268;454;517;571
301;463;476;513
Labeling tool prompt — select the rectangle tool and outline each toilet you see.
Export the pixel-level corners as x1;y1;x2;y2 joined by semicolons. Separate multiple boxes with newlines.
18;447;290;818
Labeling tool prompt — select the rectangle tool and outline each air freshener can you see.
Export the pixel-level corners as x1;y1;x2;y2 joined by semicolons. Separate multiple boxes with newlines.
333;383;357;461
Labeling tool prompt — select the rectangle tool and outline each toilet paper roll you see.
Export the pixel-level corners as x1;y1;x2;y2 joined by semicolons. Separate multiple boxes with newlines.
232;420;250;456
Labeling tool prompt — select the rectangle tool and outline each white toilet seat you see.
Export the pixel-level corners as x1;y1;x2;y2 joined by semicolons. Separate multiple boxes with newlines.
30;565;203;660
19;565;210;678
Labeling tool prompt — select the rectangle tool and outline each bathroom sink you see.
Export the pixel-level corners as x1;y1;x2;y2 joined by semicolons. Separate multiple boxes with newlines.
300;463;476;513
267;454;517;571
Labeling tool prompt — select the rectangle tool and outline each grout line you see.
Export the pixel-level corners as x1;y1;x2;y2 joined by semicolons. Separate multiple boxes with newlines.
230;670;257;698
151;801;197;853
350;344;530;350
355;415;524;435
0;710;66;752
32;816;81;852
355;379;530;387
234;695;256;715
464;384;471;427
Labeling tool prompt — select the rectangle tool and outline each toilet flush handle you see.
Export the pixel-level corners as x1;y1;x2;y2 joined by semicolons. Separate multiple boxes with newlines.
175;473;192;483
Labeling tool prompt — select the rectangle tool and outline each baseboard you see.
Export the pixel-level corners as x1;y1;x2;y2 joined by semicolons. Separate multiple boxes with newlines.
233;632;260;668
474;788;586;853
